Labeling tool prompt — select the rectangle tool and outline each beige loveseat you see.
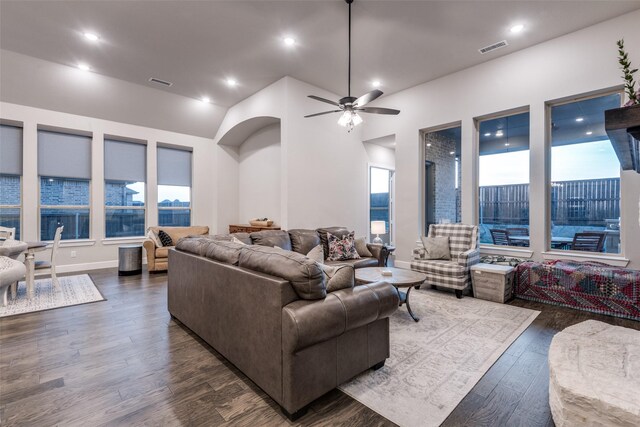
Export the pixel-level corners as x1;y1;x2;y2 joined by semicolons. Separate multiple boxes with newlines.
143;226;209;272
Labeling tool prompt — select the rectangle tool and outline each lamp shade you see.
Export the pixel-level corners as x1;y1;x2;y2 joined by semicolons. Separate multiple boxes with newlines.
371;221;386;235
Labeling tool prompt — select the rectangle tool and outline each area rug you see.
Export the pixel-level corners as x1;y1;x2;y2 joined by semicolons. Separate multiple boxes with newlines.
339;289;540;427
0;274;104;318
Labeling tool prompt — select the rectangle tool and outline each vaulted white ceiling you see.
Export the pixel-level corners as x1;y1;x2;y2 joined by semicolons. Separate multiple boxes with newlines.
1;0;639;109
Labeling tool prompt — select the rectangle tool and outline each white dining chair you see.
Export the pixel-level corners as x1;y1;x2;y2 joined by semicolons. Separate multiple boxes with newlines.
35;226;64;288
0;226;16;240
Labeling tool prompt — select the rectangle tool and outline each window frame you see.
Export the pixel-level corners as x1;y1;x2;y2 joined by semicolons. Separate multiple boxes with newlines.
0;174;23;240
474;106;531;249
367;163;395;245
157;184;192;227
104;180;147;239
544;88;624;255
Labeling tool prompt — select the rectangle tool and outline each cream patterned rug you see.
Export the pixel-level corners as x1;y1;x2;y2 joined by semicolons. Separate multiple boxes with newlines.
0;274;104;318
339;289;539;427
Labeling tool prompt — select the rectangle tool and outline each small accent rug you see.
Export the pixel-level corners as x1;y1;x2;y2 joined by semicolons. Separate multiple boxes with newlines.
0;274;105;318
339;289;539;427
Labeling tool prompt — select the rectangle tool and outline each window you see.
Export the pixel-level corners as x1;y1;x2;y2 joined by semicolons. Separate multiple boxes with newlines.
549;92;622;253
157;146;191;226
0;124;23;240
104;139;146;238
478;111;530;246
369;166;394;245
38;130;91;240
423;125;462;234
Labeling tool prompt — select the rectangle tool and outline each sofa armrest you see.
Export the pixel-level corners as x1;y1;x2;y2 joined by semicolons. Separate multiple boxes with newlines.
366;243;384;265
457;248;480;270
143;239;157;266
412;242;425;260
282;280;399;353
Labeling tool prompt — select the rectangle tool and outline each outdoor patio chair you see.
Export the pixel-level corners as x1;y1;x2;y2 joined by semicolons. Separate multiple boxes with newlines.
569;232;606;252
490;229;511;246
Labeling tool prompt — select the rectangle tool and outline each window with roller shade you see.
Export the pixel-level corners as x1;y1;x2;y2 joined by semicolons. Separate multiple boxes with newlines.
157;146;192;226
0;124;23;240
104;139;146;238
38;130;91;240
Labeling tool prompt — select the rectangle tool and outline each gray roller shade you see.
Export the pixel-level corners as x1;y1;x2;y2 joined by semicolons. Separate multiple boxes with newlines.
157;146;192;186
104;139;146;182
38;130;91;179
0;125;23;176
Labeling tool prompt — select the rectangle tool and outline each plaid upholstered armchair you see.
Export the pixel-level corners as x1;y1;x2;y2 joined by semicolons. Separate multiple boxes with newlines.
410;224;480;298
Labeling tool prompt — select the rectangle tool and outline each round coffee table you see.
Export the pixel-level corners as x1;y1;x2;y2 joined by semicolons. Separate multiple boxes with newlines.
355;267;426;322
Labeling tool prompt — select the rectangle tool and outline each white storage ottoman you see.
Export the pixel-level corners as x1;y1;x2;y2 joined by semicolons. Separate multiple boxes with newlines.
470;263;515;303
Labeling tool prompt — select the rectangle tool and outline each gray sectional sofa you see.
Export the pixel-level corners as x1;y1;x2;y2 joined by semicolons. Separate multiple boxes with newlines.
168;227;399;420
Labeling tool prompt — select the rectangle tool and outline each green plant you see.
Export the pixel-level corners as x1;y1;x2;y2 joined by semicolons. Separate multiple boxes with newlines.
617;39;638;106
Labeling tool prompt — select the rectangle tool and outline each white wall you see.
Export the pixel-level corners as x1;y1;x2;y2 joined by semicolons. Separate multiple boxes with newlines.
0;102;215;272
362;10;640;268
363;141;396;169
238;124;281;223
0;49;227;138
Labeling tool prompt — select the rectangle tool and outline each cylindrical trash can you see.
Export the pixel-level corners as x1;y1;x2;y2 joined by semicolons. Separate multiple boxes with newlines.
118;244;142;276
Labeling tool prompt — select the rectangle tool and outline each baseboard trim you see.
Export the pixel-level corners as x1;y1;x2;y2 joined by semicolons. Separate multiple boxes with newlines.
394;260;411;270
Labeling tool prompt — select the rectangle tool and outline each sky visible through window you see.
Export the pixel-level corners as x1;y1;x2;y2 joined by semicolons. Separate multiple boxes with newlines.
158;185;191;203
479;140;620;186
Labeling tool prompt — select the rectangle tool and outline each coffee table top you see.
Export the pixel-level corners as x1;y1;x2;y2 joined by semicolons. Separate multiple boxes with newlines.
355;267;427;288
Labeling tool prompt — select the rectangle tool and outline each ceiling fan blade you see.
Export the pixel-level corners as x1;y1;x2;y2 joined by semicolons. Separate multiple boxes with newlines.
356;107;400;115
304;110;343;118
308;95;340;107
353;90;383;107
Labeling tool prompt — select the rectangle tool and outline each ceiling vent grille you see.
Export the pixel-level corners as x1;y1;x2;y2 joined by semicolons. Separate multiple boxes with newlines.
148;77;173;87
479;40;508;54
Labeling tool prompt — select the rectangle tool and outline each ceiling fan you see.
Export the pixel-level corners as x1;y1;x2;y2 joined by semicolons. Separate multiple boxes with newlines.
304;0;400;132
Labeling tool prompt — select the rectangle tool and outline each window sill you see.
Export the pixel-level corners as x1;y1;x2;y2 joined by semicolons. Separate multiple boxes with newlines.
58;239;96;248
480;245;534;259
541;251;629;267
102;237;146;246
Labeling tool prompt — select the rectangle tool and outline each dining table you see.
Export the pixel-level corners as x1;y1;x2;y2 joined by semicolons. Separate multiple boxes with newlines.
23;241;48;299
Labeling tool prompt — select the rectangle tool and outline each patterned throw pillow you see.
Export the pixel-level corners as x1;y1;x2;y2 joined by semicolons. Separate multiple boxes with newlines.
327;231;360;261
157;230;174;247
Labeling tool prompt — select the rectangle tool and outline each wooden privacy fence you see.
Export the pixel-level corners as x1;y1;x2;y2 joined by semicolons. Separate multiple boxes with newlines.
479;178;620;226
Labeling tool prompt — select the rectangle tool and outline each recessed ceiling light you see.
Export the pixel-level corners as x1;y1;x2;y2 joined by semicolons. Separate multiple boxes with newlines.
83;32;100;42
226;78;237;87
496;130;504;137
372;80;381;88
77;63;91;71
484;132;491;137
586;131;593;135
510;24;524;34
576;117;584;122
201;96;210;103
283;36;296;46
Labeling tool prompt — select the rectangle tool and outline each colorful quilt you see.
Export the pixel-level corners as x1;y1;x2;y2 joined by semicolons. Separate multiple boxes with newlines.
515;260;640;321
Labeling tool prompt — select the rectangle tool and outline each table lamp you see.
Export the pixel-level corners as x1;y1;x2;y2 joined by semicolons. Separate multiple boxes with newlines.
371;221;386;244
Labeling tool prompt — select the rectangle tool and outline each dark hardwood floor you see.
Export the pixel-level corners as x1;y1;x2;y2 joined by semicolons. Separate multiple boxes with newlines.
1;269;638;426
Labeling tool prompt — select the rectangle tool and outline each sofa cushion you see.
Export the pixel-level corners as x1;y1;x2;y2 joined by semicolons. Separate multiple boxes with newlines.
325;257;379;269
320;264;355;293
146;229;163;247
250;230;292;251
238;245;326;300
155;246;174;258
306;245;324;264
149;226;209;245
288;229;321;255
204;240;245;265
411;259;466;277
316;226;349;259
232;232;252;245
175;236;212;256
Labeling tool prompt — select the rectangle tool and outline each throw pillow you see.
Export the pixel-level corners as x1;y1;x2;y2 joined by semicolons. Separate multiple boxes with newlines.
232;236;247;245
420;236;450;260
146;229;162;247
319;264;355;292
354;237;373;257
158;230;174;247
327;231;360;261
306;245;324;264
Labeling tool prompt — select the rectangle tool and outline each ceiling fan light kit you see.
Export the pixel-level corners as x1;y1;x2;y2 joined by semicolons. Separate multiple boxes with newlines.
305;0;400;132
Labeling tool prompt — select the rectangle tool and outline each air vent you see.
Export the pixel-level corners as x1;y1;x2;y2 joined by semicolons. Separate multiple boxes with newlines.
148;77;173;87
478;40;508;54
